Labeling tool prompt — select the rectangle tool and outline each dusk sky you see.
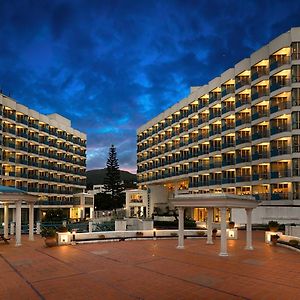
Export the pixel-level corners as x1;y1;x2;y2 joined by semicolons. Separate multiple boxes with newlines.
1;0;300;173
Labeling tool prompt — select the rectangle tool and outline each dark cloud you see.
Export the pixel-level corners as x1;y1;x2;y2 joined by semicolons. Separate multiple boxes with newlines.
1;0;300;172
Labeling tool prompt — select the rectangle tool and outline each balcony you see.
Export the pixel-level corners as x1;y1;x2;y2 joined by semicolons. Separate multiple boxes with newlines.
270;56;290;71
252;173;269;180
209;94;221;104
236;155;251;164
235;117;251;127
253;193;270;201
235;97;250;108
222;105;235;114
236;175;251;182
251;90;269;101
209;146;221;153
270;78;290;93
236;136;251;145
271;170;290;178
235;78;250;90
271;192;291;200
252;131;269;140
222;159;235;166
252;151;269;160
251;110;269;121
222;178;235;184
209;179;222;185
270;125;290;135
222;142;235;149
222;124;235;132
209;129;221;136
251;69;268;81
209;111;221;120
209;162;222;169
221;87;235;97
3;112;16;121
270;101;291;114
270;147;291;156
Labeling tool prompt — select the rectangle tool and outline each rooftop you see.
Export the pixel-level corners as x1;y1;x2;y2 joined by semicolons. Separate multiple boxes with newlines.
0;231;299;299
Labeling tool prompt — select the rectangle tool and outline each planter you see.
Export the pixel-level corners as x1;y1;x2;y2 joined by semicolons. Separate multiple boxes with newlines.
271;234;280;245
228;222;235;229
44;237;57;247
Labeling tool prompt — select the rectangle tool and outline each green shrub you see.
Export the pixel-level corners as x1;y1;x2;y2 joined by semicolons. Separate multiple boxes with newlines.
41;227;56;238
289;239;299;246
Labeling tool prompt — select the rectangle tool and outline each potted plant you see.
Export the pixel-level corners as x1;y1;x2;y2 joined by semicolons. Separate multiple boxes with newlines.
41;227;57;247
228;221;235;229
268;220;279;232
271;234;280;245
212;228;218;240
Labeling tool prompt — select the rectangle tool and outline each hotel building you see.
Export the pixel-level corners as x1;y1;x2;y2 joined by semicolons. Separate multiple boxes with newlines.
137;28;300;225
0;93;91;220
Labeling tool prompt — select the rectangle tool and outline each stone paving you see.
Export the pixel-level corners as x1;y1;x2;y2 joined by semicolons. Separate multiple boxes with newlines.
0;231;300;299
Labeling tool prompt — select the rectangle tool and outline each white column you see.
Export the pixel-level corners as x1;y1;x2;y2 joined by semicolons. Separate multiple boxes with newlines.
10;222;15;235
89;221;93;233
206;207;213;244
177;207;184;249
36;222;41;235
28;203;34;241
15;201;22;246
245;208;253;250
219;207;228;256
4;203;9;238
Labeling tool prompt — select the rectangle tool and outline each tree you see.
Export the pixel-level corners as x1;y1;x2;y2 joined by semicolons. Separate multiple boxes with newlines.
103;145;124;211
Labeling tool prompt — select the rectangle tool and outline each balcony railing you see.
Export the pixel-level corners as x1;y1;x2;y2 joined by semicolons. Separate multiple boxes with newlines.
270;101;291;114
251;89;269;101
270;56;290;71
235;97;251;108
271;170;290;178
252;151;269;160
209;111;221;120
209;94;221;104
236;156;251;164
222;178;235;184
222;105;235;114
222;159;235;166
221;87;235;97
251;110;269;121
270;78;290;93
252;173;269;180
270;147;291;156
236;136;251;145
271;192;291;200
270;125;290;135
236;175;251;182
252;131;269;140
235;78;250;90
251;69;268;81
253;193;270;201
236;117;251;127
222;142;235;149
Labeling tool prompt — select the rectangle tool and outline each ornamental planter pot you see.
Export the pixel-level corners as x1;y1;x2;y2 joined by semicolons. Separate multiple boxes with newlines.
44;236;57;247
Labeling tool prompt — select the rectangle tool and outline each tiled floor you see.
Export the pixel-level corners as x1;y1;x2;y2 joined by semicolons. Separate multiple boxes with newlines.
0;231;300;299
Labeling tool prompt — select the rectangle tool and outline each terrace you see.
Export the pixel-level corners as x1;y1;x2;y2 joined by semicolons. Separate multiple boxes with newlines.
0;232;299;299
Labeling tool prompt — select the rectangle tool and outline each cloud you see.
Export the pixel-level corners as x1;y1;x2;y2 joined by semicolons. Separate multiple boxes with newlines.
1;0;300;173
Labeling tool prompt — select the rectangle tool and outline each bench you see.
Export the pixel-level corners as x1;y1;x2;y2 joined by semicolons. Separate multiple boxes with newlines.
0;234;10;244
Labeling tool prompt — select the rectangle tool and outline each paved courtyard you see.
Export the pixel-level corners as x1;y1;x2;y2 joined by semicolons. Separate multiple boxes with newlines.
0;231;300;300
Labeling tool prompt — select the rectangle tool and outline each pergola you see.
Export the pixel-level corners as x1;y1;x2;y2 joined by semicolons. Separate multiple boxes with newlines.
0;186;38;246
172;193;260;256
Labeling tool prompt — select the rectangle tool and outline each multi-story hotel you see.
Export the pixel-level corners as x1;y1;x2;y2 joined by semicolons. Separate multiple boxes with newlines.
136;28;300;225
0;93;91;220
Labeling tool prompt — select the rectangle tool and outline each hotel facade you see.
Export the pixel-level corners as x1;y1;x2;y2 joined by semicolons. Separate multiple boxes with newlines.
0;93;91;221
137;28;300;225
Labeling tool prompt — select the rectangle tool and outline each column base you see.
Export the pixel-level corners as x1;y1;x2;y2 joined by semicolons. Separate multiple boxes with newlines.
219;252;229;257
176;245;185;249
206;241;214;245
29;237;35;242
245;246;254;250
15;243;22;247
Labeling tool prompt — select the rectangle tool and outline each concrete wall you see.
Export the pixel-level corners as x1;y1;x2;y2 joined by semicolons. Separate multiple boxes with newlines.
232;206;300;225
148;185;169;215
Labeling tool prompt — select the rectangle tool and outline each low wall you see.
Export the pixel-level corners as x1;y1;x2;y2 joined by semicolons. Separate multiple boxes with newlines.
285;225;300;238
74;229;207;241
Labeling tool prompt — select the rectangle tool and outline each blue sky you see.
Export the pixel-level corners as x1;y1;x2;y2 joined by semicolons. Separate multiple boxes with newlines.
1;0;300;173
